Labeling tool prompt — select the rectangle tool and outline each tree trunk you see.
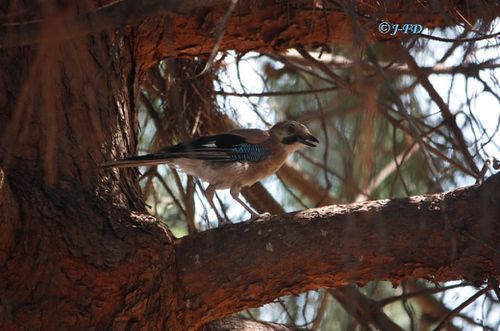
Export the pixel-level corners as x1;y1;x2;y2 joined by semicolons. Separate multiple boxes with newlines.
0;1;499;330
0;11;177;329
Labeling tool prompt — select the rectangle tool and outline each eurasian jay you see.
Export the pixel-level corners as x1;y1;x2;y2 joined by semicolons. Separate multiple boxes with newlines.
101;120;319;222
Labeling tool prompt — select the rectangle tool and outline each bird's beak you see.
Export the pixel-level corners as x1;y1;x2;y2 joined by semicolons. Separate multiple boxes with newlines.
299;134;319;147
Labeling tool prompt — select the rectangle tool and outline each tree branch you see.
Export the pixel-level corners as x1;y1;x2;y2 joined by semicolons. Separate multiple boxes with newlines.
241;183;284;215
433;286;490;331
2;1;499;64
402;281;461;331
283;51;500;76
0;0;228;48
175;173;500;329
201;317;309;331
277;161;338;206
329;286;403;331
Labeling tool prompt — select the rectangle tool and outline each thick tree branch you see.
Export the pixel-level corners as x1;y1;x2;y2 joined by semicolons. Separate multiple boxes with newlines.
175;173;500;329
0;0;228;48
2;1;499;67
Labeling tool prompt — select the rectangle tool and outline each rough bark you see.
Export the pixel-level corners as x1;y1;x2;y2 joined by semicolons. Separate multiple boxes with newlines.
0;168;18;267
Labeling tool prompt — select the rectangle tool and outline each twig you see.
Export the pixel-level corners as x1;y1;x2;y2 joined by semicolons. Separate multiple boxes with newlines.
475;159;491;184
487;278;500;302
377;283;466;307
397;44;480;176
295;45;350;91
184;0;238;79
215;86;338;97
433;286;489;331
153;170;188;219
419;31;500;43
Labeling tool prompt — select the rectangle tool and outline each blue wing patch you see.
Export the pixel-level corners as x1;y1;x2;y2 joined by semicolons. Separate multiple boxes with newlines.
230;143;270;162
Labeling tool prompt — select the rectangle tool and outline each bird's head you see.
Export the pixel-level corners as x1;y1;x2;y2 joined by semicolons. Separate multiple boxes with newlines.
270;120;319;149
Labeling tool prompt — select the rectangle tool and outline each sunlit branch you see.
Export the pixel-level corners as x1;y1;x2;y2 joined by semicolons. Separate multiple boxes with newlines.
215;86;339;97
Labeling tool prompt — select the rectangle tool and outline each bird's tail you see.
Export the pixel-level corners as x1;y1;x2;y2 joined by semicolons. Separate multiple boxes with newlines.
100;154;172;169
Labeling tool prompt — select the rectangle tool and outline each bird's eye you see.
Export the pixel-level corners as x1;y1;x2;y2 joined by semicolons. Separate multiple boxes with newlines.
286;124;295;133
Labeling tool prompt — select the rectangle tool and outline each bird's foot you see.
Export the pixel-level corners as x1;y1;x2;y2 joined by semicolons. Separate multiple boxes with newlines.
247;212;272;222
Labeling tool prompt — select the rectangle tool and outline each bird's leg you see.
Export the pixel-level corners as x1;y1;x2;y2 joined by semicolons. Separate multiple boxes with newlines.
229;185;261;221
204;184;231;226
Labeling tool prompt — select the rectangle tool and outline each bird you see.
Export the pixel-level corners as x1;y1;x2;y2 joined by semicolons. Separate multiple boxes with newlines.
101;120;319;223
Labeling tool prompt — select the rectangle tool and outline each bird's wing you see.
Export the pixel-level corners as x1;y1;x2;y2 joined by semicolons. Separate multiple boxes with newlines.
161;132;271;162
225;128;270;144
101;132;271;168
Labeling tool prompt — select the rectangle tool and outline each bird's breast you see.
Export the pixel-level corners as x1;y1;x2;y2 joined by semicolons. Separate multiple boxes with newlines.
173;159;246;188
171;151;289;190
237;152;288;187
